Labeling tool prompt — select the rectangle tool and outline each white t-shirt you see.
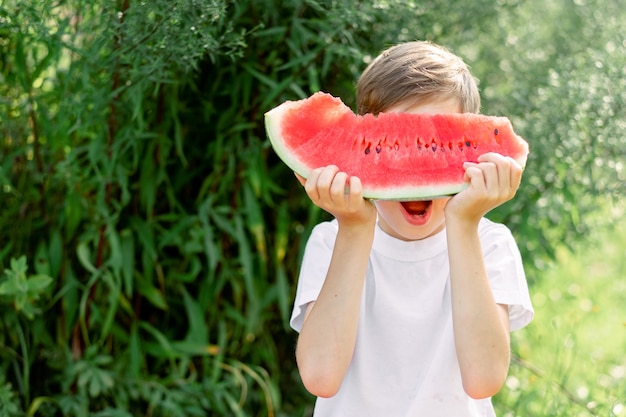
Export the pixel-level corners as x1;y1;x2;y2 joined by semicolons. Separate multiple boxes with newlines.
290;218;534;417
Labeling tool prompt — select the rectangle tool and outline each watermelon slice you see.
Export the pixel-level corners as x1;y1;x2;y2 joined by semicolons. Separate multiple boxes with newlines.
265;92;529;200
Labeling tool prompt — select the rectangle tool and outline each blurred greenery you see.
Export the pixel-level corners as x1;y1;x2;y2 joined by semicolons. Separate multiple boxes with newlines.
0;0;624;415
500;206;626;417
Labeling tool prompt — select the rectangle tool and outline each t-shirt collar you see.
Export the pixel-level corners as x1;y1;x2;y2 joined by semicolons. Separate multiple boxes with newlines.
372;221;448;261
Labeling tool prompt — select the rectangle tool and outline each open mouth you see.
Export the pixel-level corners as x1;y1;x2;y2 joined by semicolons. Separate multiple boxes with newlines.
401;200;432;216
400;200;433;225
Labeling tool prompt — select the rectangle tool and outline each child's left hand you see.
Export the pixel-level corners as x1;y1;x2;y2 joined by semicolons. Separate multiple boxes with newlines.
445;152;524;224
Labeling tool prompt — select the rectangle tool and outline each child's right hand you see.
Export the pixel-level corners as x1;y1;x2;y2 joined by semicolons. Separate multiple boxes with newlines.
295;165;376;398
295;165;377;228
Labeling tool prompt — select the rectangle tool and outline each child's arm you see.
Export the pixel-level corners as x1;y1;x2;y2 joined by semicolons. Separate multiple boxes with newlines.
295;165;377;398
444;152;524;399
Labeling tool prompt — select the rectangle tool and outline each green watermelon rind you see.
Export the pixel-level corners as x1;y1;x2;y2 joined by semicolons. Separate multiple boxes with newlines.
265;99;314;180
366;183;470;201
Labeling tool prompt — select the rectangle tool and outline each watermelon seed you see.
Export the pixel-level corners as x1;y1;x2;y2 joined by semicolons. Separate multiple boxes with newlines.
375;144;382;153
431;143;437;152
465;140;471;147
365;146;371;155
494;128;499;135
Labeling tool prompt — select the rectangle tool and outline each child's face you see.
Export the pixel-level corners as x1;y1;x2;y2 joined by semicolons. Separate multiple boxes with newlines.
374;98;461;241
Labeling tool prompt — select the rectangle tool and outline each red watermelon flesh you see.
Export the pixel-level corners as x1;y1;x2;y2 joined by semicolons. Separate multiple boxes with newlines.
265;92;529;200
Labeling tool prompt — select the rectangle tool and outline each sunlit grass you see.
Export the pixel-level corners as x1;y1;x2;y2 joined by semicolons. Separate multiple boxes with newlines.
496;208;626;417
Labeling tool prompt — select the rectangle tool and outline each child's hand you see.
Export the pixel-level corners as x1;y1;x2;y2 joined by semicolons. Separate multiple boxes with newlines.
445;153;523;224
296;165;377;228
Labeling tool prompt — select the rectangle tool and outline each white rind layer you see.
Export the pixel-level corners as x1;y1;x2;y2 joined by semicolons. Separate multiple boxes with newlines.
265;101;313;179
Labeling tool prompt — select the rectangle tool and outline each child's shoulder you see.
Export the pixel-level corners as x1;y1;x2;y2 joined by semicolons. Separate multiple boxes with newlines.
306;219;340;245
311;218;339;233
478;217;516;243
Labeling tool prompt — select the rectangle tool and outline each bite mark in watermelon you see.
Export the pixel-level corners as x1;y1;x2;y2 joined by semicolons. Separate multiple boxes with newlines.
265;92;529;200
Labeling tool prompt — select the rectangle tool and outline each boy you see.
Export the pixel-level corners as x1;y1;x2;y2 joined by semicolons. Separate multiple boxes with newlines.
289;41;534;416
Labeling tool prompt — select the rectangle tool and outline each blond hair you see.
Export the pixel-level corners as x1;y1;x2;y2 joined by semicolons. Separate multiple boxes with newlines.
356;41;480;115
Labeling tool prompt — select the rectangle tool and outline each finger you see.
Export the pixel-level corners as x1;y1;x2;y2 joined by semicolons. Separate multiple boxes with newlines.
495;158;512;192
484;156;526;203
464;161;494;189
312;165;340;203
470;156;501;191
347;176;364;208
330;171;349;203
479;152;523;173
463;165;487;192
462;161;479;172
508;157;524;190
478;153;520;197
316;165;339;192
481;161;502;200
304;167;324;201
477;152;504;164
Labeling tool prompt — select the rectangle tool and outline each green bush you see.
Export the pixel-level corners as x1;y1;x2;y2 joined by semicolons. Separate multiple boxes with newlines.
1;0;291;414
466;0;626;273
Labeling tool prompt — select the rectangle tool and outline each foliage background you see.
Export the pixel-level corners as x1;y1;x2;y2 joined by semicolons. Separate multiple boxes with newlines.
0;0;624;415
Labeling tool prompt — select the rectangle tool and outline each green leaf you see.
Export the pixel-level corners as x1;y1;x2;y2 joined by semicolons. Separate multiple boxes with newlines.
48;229;63;278
99;273;120;342
242;63;277;89
139;321;177;359
242;182;266;264
64;192;83;239
275;265;290;329
120;229;135;297
127;322;142;378
180;286;208;344
26;396;56;417
34;242;50;276
77;242;98;274
24;275;53;294
136;277;168;310
9;256;27;277
107;228;123;283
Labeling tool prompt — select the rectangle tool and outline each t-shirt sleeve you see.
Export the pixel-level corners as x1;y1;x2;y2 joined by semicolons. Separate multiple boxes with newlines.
289;221;338;333
479;220;534;331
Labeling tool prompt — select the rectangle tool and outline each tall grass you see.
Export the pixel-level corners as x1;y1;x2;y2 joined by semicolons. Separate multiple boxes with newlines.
495;204;626;417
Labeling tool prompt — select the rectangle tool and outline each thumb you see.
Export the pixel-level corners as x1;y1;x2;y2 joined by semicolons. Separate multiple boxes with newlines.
294;172;307;186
